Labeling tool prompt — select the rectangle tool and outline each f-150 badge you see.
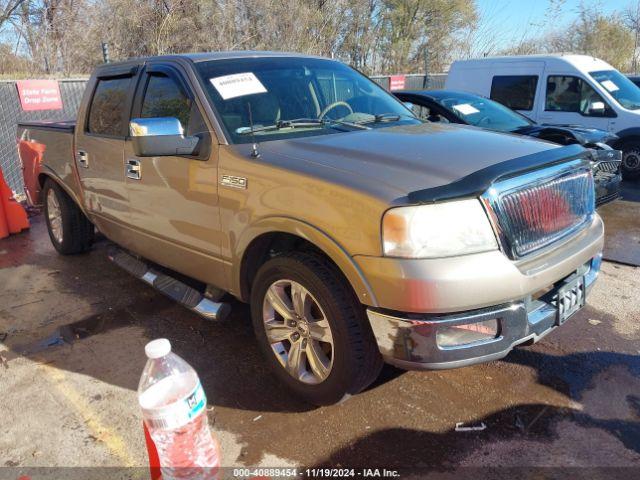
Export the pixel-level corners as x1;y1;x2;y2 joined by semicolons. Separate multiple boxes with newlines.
220;175;247;189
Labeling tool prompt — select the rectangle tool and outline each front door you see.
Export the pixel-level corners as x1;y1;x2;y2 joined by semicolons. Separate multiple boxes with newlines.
122;64;225;287
537;74;615;131
74;68;138;245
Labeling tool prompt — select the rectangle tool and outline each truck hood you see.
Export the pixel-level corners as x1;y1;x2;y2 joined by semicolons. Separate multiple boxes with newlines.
257;122;564;201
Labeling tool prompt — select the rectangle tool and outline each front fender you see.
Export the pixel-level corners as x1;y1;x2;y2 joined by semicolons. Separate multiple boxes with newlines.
232;216;378;307
614;127;640;147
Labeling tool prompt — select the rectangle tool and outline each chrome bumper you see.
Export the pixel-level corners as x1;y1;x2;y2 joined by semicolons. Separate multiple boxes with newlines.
592;148;622;207
366;253;602;370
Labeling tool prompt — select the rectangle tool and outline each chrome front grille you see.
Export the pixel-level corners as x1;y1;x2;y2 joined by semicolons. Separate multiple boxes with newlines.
483;161;595;259
594;160;621;174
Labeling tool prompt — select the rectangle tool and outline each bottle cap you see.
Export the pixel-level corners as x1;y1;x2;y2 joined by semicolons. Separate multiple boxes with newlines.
145;338;171;359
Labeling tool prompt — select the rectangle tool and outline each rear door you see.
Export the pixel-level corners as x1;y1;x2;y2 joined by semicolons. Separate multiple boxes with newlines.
488;61;545;121
74;65;139;243
122;62;225;287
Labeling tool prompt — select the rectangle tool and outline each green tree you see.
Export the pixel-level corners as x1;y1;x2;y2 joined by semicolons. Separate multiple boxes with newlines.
378;0;477;73
572;6;634;71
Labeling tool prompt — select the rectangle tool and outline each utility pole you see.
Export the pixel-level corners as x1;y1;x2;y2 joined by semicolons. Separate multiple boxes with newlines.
422;47;429;89
101;42;110;63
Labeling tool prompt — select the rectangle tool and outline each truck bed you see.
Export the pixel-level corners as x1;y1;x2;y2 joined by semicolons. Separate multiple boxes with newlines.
17;120;78;206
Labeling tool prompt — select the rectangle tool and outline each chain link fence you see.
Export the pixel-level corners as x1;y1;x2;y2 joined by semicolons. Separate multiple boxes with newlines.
0;79;87;194
0;73;446;195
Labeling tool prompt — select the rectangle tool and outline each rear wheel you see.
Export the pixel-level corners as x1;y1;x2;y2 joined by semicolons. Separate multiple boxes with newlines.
43;179;94;254
250;252;383;405
621;141;640;180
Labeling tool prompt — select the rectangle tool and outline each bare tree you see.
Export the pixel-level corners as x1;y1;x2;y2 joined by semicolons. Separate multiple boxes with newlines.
623;1;640;73
497;3;634;72
0;0;26;30
3;0;479;76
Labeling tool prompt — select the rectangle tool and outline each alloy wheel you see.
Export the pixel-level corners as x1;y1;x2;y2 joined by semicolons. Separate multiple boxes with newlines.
46;188;63;243
262;279;334;384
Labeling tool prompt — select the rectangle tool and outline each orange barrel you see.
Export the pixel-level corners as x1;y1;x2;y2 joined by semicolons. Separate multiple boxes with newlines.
0;195;9;239
0;167;29;235
18;139;46;206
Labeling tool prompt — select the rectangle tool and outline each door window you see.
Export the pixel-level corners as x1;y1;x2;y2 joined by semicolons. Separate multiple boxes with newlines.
141;74;192;129
136;71;210;159
545;75;611;116
490;75;538;111
87;76;133;136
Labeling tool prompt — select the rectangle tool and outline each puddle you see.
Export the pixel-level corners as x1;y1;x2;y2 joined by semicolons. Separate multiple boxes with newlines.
9;308;135;355
598;200;640;266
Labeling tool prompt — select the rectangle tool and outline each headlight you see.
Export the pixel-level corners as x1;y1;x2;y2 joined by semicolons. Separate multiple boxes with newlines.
382;199;498;258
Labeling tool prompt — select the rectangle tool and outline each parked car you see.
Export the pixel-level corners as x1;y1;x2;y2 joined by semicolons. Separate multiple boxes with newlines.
446;54;640;180
395;89;622;206
18;52;603;405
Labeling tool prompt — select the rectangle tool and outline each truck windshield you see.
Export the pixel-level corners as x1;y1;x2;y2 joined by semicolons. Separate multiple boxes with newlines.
194;57;419;144
590;70;640;111
432;92;532;132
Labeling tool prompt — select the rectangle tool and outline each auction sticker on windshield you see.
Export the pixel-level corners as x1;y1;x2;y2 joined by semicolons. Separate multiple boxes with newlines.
453;103;480;115
210;72;267;100
601;80;619;92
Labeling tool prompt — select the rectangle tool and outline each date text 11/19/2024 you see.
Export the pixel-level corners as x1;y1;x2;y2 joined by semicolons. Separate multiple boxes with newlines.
232;468;401;478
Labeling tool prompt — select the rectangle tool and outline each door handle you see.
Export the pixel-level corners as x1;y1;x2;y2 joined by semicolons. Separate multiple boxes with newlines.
76;150;89;168
125;158;141;180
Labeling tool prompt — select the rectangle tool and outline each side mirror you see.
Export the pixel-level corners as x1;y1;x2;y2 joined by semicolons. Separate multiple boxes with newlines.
129;117;200;157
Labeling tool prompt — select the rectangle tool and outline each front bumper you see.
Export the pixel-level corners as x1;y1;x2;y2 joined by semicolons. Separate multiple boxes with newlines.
592;149;622;207
367;253;601;370
594;172;622;207
355;214;603;314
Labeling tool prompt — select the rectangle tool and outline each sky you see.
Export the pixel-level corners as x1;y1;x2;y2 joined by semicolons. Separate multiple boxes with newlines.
474;0;632;53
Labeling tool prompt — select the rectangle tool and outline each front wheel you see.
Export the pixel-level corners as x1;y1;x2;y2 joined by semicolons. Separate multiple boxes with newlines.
621;141;640;180
250;252;383;405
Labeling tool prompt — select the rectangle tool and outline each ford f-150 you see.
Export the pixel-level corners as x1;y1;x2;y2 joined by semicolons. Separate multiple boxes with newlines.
18;52;603;405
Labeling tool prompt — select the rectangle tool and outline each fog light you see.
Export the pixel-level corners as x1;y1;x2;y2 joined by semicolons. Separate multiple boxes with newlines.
436;319;498;348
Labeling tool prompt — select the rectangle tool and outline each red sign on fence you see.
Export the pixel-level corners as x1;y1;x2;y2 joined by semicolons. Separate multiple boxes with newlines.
389;75;406;91
16;80;63;111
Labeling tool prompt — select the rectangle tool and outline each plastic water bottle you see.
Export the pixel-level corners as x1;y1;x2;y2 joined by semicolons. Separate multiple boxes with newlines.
138;339;220;480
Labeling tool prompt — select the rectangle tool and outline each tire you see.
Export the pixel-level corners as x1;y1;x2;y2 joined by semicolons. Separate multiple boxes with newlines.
621;141;640;180
43;179;94;254
250;252;383;405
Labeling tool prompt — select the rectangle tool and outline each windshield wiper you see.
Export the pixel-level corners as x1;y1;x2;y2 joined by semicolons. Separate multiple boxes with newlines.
237;118;369;135
237;119;319;135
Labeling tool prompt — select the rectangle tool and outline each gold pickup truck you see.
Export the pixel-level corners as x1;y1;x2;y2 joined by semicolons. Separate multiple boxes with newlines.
18;52;603;405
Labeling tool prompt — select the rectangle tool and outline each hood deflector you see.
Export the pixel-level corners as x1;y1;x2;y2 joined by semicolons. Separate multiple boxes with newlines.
408;144;591;204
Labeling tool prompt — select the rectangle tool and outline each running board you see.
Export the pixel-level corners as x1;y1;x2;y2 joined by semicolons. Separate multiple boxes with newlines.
107;247;231;321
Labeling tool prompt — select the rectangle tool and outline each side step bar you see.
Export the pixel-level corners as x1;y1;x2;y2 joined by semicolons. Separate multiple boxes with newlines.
107;247;231;322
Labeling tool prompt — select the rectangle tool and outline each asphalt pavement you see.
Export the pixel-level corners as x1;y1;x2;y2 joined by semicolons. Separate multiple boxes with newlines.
0;184;638;478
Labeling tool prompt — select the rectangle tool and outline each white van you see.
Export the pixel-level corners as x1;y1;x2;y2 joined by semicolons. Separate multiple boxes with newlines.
446;54;640;179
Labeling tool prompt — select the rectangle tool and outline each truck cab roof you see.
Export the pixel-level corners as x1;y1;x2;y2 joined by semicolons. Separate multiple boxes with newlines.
94;51;327;72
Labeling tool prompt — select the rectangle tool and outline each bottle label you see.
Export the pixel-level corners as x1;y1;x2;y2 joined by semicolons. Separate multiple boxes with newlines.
144;381;207;430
